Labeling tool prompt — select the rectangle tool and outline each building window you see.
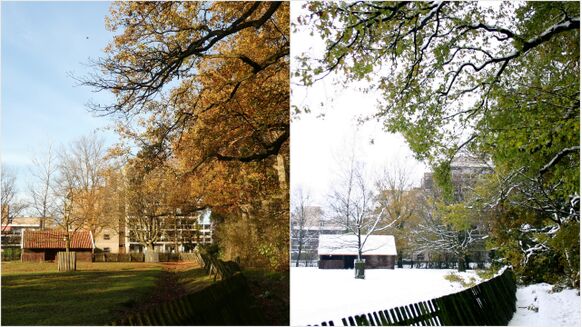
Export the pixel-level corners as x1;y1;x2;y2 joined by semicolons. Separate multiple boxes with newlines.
103;247;111;253
103;234;110;240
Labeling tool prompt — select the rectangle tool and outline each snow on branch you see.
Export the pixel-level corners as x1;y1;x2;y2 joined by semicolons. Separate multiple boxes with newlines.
526;17;580;46
539;146;580;175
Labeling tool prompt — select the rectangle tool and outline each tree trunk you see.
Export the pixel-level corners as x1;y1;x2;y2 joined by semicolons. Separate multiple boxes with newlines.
457;255;466;272
274;154;287;191
58;251;76;272
145;243;159;262
59;235;76;272
355;232;365;279
295;242;303;267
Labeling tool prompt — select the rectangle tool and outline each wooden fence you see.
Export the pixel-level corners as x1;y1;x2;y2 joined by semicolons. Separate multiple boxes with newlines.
92;252;201;263
314;269;517;326
178;253;200;262
192;247;241;281
399;260;490;270
110;272;263;326
110;248;262;325
57;251;77;272
93;253;146;262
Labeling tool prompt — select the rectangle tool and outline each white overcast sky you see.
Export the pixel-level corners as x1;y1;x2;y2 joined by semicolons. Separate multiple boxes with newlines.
290;2;428;207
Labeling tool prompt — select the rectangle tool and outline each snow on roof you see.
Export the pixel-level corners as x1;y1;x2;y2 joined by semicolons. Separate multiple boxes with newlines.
318;234;397;256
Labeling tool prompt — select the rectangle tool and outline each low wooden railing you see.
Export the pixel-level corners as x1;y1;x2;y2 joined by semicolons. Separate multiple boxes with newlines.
110;248;262;325
314;269;517;326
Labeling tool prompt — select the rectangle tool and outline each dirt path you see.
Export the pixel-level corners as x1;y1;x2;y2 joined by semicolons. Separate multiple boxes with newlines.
146;261;203;302
115;261;202;319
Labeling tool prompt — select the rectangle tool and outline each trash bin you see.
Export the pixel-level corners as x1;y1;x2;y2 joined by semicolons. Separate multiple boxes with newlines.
354;259;365;279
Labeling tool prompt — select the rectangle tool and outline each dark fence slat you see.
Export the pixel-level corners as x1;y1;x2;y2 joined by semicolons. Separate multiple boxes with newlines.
416;305;426;326
397;306;407;324
371;311;381;326
378;310;390;325
388;308;399;325
403;305;414;324
313;270;517;327
366;313;376;326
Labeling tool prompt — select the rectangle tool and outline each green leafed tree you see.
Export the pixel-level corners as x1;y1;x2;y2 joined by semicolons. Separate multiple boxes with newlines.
298;1;579;285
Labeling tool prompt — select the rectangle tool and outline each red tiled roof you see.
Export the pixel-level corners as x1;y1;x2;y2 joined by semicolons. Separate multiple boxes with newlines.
23;230;94;249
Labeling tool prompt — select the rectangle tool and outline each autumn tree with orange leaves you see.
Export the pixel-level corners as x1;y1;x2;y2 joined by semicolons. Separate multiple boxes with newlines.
83;2;289;270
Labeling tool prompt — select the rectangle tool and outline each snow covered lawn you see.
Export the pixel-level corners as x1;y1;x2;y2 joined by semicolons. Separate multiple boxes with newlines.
290;267;482;325
509;283;580;326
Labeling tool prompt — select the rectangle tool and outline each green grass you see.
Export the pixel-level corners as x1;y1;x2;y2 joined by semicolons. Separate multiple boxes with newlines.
1;262;163;325
175;267;214;293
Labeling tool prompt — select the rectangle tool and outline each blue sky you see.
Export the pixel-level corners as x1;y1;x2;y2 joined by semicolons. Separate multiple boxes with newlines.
2;1;117;199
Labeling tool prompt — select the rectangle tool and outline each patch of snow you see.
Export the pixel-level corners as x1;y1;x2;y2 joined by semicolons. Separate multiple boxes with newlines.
509;283;580;326
521;223;532;231
290;267;482;325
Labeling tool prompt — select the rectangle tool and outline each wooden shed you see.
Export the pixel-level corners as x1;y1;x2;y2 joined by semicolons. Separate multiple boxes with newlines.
21;230;94;262
318;234;397;269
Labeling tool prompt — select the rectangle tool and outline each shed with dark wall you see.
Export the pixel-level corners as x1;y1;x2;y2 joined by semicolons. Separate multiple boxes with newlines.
318;234;397;269
21;230;94;262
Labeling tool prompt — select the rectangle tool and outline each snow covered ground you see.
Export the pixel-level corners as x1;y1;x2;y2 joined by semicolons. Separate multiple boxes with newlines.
509;283;580;326
290;267;482;325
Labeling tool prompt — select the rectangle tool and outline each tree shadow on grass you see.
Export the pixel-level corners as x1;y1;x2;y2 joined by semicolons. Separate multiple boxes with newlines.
1;269;161;325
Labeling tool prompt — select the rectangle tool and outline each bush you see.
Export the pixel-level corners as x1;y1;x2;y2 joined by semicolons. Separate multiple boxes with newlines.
476;269;496;280
444;272;476;288
1;248;21;261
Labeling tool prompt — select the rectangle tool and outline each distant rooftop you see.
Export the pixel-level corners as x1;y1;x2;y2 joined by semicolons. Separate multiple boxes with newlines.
22;230;94;249
449;154;491;169
6;216;43;226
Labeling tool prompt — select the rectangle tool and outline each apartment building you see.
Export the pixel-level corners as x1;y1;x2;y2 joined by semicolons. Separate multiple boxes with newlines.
126;208;213;253
1;216;43;252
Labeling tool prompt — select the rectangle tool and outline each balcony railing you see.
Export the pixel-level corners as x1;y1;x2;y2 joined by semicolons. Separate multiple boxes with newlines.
1;235;21;246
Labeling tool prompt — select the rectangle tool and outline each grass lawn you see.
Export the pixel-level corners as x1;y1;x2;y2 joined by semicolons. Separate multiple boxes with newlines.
174;266;214;293
1;261;164;325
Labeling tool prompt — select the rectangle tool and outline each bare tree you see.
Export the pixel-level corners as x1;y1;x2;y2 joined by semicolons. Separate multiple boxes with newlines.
411;221;481;272
28;143;59;229
291;186;311;267
375;161;420;265
1;167;27;229
52;164;89;271
58;136;111;237
410;195;484;272
376;161;417;226
124;163;172;261
51;135;111;267
327;150;400;275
